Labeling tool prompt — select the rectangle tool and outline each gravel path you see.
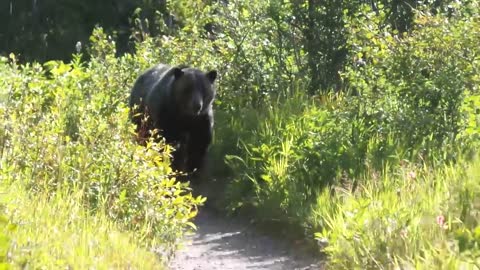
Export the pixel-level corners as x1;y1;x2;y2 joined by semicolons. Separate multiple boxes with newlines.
169;208;324;270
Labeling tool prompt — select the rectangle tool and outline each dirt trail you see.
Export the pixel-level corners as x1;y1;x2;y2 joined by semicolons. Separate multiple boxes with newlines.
169;208;324;270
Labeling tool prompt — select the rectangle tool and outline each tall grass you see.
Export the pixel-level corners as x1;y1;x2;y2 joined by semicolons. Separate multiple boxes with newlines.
2;182;164;269
314;155;480;269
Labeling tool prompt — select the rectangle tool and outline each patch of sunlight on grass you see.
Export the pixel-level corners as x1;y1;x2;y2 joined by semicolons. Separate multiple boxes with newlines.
1;183;164;269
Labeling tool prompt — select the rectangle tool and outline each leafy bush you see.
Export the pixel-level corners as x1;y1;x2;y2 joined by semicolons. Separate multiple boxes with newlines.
210;2;480;268
0;34;204;264
343;4;480;159
310;4;480;269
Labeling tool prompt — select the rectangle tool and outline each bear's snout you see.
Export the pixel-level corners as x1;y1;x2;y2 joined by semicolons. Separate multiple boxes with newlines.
190;91;204;115
193;101;203;115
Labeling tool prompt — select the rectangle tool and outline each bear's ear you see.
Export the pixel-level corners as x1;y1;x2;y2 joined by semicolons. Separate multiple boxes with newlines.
206;70;217;83
173;68;184;79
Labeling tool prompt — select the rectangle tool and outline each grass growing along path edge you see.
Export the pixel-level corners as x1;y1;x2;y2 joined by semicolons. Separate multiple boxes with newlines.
313;155;480;269
1;181;165;269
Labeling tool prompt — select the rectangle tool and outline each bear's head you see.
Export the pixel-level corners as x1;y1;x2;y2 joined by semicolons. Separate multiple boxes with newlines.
171;67;217;117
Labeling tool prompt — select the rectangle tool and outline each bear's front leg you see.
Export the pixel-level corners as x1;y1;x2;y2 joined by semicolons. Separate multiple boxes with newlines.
186;116;213;177
171;141;187;173
160;126;188;174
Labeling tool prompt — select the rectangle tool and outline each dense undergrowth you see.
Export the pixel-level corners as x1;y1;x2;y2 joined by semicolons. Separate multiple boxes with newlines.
0;0;479;268
216;7;480;269
207;2;479;268
0;182;163;269
0;47;204;267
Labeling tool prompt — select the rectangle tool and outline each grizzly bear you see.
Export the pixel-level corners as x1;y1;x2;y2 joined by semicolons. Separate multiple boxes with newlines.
129;64;217;178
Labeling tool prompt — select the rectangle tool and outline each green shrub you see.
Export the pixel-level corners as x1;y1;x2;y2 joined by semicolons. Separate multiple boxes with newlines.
0;39;204;263
309;4;480;269
213;2;480;262
343;4;480;160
